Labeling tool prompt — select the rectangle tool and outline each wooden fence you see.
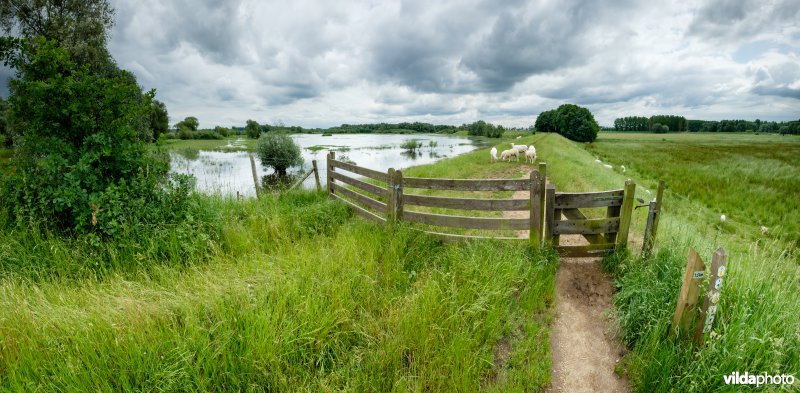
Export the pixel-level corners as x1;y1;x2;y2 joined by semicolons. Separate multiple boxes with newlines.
327;152;641;257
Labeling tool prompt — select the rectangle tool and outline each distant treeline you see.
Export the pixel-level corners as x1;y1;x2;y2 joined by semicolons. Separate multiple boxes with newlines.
612;115;800;135
326;122;458;134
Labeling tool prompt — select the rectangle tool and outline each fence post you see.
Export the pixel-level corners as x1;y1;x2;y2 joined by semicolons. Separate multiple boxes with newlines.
387;168;396;221
615;179;636;251
249;154;261;199
545;183;556;246
312;159;322;191
642;180;665;257
538;162;547;245
694;248;727;344
327;152;335;196
671;249;707;339
395;170;404;221
530;170;542;246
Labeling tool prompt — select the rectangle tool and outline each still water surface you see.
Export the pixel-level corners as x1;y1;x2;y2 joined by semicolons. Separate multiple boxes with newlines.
170;133;486;197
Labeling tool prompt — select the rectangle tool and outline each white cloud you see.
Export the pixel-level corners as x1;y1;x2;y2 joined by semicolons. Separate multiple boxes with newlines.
101;0;800;128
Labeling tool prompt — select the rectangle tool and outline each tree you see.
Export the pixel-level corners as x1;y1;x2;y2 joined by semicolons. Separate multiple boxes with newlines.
149;99;169;141
0;38;187;235
554;104;599;142
0;0;114;69
175;116;198;132
535;110;558;132
245;119;261;139
256;133;303;176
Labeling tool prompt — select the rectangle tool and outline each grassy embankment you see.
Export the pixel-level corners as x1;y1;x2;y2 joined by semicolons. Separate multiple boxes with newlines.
0;136;558;391
534;132;798;392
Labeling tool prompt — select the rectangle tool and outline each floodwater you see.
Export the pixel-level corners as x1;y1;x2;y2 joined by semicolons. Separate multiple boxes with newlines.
169;133;487;197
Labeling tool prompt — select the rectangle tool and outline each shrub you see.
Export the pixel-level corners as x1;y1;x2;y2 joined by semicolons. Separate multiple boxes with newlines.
0;38;193;237
246;119;261;139
554;104;599;142
256;132;303;176
401;139;423;151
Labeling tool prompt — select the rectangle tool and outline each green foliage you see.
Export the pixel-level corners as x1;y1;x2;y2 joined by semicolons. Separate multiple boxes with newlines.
0;38;189;237
256;132;303;175
466;120;503;138
0;0;114;69
213;126;230;137
0;96;9;147
245;119;261;139
149;99;168;141
613;116;649;131
400;139;423;151
534;109;558;132
651;123;669;133
174;129;223;140
175;116;198;132
554;104;599;142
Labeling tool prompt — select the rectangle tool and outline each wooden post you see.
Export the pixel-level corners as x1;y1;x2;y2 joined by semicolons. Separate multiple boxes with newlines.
615;179;636;251
530;170;542;246
387;168;397;222
312;159;321;191
642;180;665;257
395;170;404;221
694;248;727;344
327;152;335;196
538;162;547;245
545;183;556;246
249;154;261;199
671;249;707;338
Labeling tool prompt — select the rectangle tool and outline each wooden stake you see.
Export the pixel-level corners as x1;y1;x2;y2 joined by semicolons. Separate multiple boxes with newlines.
249;154;261;199
387;168;396;222
545;183;556;245
530;170;542;246
671;249;706;338
312;159;321;190
694;248;727;344
327;152;335;196
615;179;636;251
538;162;547;245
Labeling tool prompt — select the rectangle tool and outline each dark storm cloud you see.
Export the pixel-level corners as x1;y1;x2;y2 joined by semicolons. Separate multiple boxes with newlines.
752;85;800;99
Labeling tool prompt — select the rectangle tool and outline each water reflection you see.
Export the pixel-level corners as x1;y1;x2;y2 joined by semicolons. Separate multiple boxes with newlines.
169;133;486;197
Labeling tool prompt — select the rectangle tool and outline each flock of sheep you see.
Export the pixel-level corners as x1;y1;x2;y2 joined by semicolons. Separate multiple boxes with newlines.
490;143;537;163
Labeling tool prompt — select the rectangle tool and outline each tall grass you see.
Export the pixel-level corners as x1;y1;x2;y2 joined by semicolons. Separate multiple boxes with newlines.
0;191;557;391
533;132;799;392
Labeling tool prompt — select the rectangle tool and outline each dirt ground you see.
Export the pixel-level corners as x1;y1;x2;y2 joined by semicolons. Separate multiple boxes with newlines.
506;184;629;393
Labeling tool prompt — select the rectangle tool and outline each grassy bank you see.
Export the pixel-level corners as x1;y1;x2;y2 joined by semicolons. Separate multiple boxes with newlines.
0;191;556;391
531;132;798;392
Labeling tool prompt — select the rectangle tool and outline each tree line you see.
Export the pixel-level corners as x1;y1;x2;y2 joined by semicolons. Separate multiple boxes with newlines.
612;115;800;135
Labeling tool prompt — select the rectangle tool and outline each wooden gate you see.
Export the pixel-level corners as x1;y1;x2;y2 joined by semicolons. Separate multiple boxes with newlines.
326;151;636;256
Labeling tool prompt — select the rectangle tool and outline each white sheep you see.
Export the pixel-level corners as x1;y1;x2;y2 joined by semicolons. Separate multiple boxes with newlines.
511;143;528;153
490;147;498;162
760;226;769;235
500;149;519;162
525;146;537;163
603;164;613;169
516;135;522;139
595;159;602;163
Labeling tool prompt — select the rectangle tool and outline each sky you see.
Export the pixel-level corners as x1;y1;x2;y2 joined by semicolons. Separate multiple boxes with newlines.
5;0;800;128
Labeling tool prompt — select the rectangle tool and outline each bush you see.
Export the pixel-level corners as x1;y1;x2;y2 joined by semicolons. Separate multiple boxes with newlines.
0;38;193;237
554;104;599;142
256;132;303;176
401;139;423;151
246;119;261;139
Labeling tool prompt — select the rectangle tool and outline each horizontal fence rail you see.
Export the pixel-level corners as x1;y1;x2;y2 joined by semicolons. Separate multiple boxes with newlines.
326;152;642;256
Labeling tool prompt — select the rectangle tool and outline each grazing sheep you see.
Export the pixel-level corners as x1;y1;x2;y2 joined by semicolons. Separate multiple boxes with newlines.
511;143;528;153
500;149;519;162
525;146;537;163
621;165;626;173
516;135;522;139
760;226;769;235
490;147;498;162
595;159;602;163
603;164;613;169
720;214;726;223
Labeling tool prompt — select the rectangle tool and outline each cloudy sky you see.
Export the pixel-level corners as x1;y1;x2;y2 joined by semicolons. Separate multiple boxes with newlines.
9;0;800;128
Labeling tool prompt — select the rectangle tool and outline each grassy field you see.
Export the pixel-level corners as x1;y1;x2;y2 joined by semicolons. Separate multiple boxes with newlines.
0;189;557;391
527;132;798;392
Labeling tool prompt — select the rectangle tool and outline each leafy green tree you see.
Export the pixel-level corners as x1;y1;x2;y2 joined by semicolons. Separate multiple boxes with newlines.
554;104;599;142
0;96;9;147
256;132;303;176
0;38;190;235
0;0;114;70
213;126;230;137
149;99;169;141
245;119;261;139
175;116;198;132
535;110;558;132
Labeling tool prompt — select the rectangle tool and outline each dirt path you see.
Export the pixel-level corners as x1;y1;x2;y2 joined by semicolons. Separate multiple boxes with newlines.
503;174;629;393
